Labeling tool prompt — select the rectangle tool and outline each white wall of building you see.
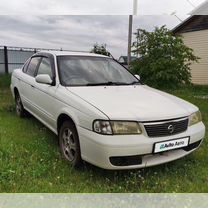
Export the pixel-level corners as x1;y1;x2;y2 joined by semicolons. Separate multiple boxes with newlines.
182;29;208;85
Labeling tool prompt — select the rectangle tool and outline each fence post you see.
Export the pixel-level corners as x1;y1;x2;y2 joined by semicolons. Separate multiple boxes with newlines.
4;46;9;74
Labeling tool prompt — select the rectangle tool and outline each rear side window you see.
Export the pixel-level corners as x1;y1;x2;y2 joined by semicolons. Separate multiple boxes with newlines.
22;59;30;73
37;58;52;78
26;57;41;77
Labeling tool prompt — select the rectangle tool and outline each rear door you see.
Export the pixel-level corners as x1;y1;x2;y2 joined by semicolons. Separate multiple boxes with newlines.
20;56;41;113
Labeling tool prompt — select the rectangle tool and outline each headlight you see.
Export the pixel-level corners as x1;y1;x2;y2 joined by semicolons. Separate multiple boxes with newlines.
189;111;202;126
93;120;113;135
111;121;142;135
93;120;142;135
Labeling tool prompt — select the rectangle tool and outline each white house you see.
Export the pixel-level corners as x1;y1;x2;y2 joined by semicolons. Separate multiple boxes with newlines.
172;1;208;85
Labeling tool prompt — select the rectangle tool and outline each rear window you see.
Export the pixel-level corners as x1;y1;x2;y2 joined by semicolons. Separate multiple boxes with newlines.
26;57;41;77
22;59;30;73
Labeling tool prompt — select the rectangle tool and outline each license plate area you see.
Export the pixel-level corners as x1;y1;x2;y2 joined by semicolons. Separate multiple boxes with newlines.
153;137;190;153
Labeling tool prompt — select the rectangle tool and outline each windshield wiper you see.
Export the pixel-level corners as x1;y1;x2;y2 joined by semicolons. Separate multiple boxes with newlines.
86;82;130;86
129;81;140;85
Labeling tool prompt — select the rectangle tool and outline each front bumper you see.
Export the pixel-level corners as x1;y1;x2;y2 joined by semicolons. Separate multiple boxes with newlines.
78;122;205;170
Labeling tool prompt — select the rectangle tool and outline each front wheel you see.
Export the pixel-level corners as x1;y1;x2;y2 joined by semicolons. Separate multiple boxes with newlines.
59;120;82;167
15;93;27;118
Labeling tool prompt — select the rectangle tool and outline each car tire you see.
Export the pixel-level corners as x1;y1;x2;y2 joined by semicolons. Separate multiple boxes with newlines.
59;120;82;167
15;92;27;118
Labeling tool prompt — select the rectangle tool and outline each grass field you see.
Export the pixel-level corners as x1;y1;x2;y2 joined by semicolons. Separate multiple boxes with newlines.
0;74;207;193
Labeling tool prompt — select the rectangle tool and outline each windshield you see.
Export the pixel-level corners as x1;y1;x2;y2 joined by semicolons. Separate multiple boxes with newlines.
57;56;140;86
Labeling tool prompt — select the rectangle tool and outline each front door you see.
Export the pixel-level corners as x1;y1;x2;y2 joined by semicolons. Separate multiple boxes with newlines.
32;56;58;130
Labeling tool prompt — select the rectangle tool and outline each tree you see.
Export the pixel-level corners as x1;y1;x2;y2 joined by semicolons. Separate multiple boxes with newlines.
90;43;111;57
130;26;199;88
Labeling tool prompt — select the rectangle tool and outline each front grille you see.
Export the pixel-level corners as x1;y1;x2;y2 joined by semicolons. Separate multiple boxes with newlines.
144;118;189;137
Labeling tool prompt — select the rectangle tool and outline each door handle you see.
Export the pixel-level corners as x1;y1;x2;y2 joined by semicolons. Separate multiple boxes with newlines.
31;85;35;88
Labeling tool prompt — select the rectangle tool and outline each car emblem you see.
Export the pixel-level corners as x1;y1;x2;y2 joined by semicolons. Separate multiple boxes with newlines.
168;124;174;134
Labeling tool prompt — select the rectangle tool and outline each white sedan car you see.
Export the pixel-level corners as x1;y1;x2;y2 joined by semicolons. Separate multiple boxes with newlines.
11;51;205;170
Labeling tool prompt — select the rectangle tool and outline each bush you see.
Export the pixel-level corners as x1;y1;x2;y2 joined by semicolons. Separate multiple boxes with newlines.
90;43;111;57
130;26;199;88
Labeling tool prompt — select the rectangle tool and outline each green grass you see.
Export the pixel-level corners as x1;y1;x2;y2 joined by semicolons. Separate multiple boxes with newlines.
0;75;207;193
0;74;11;88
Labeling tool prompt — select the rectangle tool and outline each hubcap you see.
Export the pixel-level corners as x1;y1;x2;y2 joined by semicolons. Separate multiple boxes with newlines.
62;128;76;161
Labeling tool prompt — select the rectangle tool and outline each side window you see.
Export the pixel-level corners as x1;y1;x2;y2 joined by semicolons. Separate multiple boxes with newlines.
26;57;41;77
22;59;30;73
37;58;52;78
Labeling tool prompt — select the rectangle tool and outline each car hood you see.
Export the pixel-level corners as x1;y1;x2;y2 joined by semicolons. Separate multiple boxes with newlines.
66;85;197;121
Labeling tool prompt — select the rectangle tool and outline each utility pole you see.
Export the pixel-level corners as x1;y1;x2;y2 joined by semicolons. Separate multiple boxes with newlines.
136;29;139;57
127;15;133;68
128;0;138;68
133;0;138;15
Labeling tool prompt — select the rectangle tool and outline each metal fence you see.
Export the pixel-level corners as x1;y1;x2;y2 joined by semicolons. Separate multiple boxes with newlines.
0;46;35;74
0;46;88;74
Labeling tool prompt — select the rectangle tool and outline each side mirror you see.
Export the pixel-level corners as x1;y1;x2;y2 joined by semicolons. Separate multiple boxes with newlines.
135;74;140;80
35;74;52;85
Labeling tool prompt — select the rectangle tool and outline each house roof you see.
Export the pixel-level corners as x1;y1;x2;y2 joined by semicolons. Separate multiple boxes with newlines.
172;15;208;34
172;0;208;34
172;16;194;34
189;0;208;15
119;56;138;62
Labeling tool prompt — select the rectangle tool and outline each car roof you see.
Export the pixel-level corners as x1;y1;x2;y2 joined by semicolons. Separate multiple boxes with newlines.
36;50;110;58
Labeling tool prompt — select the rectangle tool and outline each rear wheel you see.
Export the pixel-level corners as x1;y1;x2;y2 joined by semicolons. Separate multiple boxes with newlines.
15;93;27;118
59;120;82;167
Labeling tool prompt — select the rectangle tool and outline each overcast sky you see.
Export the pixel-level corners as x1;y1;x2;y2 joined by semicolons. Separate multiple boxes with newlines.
0;0;205;15
0;0;206;58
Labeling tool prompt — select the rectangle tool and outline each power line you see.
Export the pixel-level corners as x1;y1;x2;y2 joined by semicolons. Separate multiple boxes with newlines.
186;0;196;8
170;12;183;22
